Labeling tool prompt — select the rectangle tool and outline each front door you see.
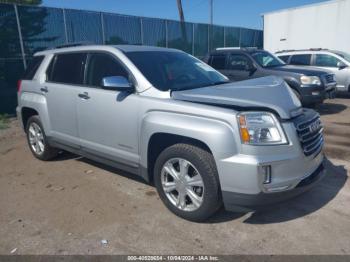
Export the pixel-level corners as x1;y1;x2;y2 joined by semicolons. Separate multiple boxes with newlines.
76;52;139;167
224;54;255;81
314;54;349;91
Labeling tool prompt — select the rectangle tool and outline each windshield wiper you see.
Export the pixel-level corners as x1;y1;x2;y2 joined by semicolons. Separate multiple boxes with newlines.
210;80;230;86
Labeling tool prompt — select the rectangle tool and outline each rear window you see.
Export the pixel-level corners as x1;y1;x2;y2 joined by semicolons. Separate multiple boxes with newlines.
47;53;86;85
209;55;227;70
278;55;290;63
290;54;311;65
23;55;44;80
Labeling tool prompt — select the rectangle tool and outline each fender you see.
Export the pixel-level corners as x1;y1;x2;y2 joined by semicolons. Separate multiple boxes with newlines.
19;92;51;134
139;110;240;180
283;76;301;93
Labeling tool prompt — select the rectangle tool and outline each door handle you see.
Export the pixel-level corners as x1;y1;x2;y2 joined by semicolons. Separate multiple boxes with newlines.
78;92;90;100
40;87;48;93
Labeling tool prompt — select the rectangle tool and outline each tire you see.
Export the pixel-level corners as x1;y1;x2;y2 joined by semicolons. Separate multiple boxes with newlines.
25;115;59;161
154;143;222;222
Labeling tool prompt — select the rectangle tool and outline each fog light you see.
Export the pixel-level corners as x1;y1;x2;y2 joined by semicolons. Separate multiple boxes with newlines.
312;91;320;96
261;165;271;184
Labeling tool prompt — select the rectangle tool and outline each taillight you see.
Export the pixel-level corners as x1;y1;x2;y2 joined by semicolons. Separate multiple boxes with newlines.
17;80;22;93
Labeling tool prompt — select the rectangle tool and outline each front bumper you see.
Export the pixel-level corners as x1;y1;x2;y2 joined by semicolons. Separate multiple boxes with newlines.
300;83;336;105
216;110;325;213
222;161;326;212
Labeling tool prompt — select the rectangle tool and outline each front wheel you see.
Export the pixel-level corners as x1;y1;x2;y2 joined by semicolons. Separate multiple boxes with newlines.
154;143;222;222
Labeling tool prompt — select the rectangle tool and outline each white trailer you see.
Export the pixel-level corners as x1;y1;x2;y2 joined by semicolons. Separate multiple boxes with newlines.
263;0;350;53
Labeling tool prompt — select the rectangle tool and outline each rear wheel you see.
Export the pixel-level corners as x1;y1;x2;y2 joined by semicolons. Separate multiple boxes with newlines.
26;115;59;160
154;143;222;222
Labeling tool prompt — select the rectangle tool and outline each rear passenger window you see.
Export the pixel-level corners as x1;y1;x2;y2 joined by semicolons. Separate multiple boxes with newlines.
278;55;290;63
23;55;44;80
209;55;226;70
290;54;311;65
47;53;86;85
86;53;129;87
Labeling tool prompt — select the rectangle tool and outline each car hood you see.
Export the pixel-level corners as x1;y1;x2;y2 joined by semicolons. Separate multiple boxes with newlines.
171;76;301;119
268;65;330;76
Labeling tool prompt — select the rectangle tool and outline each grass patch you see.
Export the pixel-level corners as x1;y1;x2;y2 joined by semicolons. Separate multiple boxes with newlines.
0;114;10;130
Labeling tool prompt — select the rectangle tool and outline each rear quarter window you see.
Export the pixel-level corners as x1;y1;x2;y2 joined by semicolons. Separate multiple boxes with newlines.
47;53;87;85
23;55;44;80
209;55;227;70
290;54;311;65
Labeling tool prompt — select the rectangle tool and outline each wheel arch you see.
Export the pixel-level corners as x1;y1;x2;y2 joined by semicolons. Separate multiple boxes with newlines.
146;133;213;183
21;107;39;131
19;93;51;134
139;111;238;183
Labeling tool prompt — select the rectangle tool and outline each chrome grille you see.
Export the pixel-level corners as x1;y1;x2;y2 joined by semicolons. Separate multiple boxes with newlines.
324;74;335;84
295;113;324;156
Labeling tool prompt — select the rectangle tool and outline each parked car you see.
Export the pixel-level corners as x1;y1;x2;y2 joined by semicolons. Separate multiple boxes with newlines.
17;44;325;221
204;47;336;106
276;49;350;93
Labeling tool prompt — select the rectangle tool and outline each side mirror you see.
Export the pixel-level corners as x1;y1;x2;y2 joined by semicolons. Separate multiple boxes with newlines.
337;61;347;70
101;76;134;92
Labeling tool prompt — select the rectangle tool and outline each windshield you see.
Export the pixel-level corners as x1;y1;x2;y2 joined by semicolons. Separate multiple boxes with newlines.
251;51;285;68
334;51;350;63
125;51;229;91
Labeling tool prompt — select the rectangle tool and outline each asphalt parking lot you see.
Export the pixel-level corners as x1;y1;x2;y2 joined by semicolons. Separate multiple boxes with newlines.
0;95;349;255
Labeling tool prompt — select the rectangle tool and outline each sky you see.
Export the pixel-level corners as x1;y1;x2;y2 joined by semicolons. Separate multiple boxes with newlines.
41;0;328;30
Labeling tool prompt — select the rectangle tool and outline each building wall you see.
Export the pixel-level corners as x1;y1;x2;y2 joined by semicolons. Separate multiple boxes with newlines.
263;0;350;53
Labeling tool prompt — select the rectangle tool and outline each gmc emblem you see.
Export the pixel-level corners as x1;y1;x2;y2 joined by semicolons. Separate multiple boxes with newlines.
309;120;321;133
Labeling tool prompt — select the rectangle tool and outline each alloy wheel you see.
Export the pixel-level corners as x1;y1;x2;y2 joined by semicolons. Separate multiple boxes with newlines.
161;158;204;212
28;122;45;155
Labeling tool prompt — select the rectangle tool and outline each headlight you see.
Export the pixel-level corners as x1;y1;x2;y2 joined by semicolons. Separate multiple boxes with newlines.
300;75;321;85
237;112;287;145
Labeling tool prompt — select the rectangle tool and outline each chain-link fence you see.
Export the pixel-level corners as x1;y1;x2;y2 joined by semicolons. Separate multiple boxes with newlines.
0;3;263;114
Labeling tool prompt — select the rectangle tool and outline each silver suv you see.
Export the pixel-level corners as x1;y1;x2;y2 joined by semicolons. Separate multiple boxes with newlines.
17;44;325;221
276;49;350;92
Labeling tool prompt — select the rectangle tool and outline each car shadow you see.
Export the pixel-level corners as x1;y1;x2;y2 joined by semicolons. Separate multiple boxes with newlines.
51;152;347;224
77;157;149;185
241;158;347;224
315;102;347;115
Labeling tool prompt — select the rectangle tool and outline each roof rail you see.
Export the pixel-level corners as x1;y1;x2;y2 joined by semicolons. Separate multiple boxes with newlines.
48;42;95;50
276;48;329;53
216;47;240;50
215;46;259;51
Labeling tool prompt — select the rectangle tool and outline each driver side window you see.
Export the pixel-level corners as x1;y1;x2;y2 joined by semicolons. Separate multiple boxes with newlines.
315;54;340;68
86;53;129;87
227;54;251;70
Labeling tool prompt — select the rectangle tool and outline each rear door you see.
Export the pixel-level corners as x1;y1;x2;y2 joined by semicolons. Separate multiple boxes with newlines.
76;52;139;167
289;54;312;66
207;54;227;74
44;52;87;148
